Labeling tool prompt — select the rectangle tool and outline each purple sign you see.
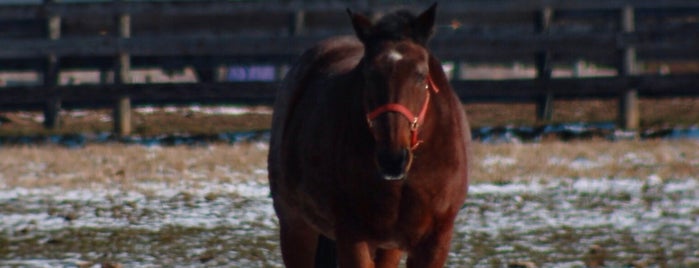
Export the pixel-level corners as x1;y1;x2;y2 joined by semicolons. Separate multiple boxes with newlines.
227;65;276;81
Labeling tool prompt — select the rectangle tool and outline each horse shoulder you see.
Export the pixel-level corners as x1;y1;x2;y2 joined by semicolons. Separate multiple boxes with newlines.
269;36;364;193
273;36;363;130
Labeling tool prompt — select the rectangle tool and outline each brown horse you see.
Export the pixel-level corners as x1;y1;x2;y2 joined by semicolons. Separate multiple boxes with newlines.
268;4;470;268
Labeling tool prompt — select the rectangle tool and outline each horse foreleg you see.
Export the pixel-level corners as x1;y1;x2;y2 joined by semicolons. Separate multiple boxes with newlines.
315;234;338;268
374;249;403;268
406;225;455;268
335;235;374;268
278;217;319;268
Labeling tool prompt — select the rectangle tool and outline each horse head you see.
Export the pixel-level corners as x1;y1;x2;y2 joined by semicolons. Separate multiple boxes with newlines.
349;4;438;180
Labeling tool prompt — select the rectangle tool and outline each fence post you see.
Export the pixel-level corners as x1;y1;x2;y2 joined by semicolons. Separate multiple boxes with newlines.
290;10;305;36
114;1;132;136
535;6;553;121
278;10;306;81
618;5;639;131
451;61;462;81
43;0;61;129
194;59;220;83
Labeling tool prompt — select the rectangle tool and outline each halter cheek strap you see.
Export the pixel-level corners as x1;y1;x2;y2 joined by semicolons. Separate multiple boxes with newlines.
366;75;440;150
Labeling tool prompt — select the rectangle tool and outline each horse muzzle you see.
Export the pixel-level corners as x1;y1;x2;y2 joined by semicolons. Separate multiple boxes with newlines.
376;147;412;180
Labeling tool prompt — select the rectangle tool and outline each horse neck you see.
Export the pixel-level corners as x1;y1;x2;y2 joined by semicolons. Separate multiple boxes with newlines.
342;67;373;131
422;58;465;149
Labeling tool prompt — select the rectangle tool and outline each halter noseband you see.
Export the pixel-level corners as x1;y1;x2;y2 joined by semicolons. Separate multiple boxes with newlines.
366;75;440;150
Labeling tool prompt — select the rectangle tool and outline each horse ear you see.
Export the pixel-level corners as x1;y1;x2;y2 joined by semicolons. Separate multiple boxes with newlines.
347;9;372;43
414;3;437;44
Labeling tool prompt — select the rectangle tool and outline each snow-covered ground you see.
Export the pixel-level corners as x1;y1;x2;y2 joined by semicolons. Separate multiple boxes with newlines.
1;174;697;267
133;105;273;116
455;178;699;267
1;139;698;267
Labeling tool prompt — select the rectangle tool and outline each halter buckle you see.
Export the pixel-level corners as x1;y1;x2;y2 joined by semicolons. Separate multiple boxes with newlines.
410;117;419;130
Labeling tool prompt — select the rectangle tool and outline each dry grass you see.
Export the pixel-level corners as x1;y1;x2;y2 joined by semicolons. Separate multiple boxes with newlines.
2;140;698;191
465;98;699;128
470;139;699;183
1;97;699;137
0;108;272;137
0;143;268;190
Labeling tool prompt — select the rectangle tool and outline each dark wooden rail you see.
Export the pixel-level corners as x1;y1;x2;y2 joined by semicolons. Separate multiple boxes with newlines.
1;0;698;134
2;74;696;107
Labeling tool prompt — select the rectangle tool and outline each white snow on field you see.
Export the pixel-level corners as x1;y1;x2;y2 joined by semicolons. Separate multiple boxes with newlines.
133;105;272;116
481;155;517;167
3;177;692;233
0;180;273;232
547;156;609;170
1;140;698;268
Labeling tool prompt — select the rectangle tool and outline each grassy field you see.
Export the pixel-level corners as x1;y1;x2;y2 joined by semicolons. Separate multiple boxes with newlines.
1;141;698;267
0;107;273;137
2;99;699;267
2;140;699;189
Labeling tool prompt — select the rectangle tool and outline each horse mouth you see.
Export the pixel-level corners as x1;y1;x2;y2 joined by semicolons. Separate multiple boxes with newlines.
376;148;411;181
382;173;405;181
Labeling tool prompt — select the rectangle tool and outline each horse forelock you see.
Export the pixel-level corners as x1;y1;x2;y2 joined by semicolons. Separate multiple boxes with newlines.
364;10;431;49
373;11;416;40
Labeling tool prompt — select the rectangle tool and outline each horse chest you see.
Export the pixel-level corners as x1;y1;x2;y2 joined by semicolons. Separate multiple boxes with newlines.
342;178;441;232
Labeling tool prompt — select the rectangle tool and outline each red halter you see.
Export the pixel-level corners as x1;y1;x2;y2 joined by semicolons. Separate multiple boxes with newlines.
366;75;440;150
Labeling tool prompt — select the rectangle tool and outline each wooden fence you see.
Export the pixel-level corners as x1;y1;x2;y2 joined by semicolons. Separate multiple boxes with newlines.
1;0;698;135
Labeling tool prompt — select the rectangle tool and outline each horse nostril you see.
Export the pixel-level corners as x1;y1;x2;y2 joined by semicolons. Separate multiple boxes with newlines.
376;148;409;180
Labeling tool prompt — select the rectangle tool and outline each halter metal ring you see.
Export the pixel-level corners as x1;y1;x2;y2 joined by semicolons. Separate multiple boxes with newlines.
410;117;419;130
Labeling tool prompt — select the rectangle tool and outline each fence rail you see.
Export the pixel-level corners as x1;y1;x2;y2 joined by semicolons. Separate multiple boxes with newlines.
2;31;698;61
1;0;698;134
2;74;697;108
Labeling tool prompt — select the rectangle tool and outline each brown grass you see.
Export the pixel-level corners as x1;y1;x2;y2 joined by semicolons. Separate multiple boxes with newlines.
470;139;699;183
1;97;699;137
465;97;699;128
0;143;268;190
0;108;272;137
1;140;697;191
